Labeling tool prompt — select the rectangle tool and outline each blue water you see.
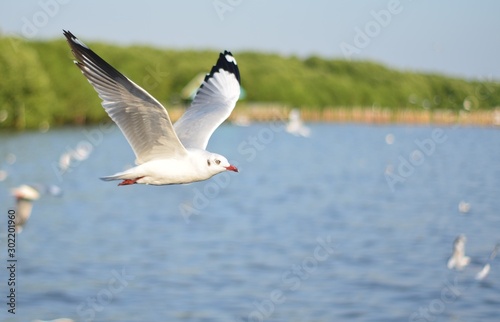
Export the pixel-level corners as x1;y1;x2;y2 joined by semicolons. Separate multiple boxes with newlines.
1;123;499;322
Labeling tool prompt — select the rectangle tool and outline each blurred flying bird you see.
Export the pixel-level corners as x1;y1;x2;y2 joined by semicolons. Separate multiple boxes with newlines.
447;234;471;270
11;184;40;233
458;201;471;214
286;109;310;137
475;243;499;281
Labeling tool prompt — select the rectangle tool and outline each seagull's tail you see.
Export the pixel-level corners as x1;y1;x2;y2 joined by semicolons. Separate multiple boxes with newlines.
100;175;119;181
100;170;132;182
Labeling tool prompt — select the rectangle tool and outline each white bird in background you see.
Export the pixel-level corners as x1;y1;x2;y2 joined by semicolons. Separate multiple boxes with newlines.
445;234;499;282
58;152;72;173
447;234;471;270
64;30;240;186
475;243;500;281
11;185;41;233
458;200;471;214
286;108;310;137
58;143;93;174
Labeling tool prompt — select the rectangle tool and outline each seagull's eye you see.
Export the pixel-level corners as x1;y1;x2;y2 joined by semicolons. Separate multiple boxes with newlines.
215;159;221;165
207;160;211;166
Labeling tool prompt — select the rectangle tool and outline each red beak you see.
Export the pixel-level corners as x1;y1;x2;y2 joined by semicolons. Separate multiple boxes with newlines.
225;165;239;172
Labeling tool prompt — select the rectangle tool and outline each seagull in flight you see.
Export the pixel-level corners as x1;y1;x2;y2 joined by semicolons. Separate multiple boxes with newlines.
64;30;240;186
11;184;40;233
447;234;471;270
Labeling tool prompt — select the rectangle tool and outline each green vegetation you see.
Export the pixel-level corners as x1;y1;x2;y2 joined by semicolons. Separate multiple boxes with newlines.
0;35;499;130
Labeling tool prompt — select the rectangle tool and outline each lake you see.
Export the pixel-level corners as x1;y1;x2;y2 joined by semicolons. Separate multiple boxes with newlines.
1;123;499;322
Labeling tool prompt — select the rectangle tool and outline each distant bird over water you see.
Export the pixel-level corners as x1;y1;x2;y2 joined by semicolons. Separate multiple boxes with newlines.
445;234;499;281
11;185;40;233
64;30;240;186
447;234;471;270
458;200;471;214
475;243;499;281
286;109;310;137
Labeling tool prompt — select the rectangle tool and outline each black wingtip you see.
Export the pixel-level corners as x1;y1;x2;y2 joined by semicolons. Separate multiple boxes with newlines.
63;30;90;51
204;50;241;85
62;29;72;39
63;30;79;46
63;29;130;85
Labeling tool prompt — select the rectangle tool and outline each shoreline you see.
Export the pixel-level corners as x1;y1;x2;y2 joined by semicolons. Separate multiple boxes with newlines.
227;105;500;127
1;105;499;132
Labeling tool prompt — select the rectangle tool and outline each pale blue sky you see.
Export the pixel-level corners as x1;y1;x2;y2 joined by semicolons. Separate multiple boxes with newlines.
1;0;499;80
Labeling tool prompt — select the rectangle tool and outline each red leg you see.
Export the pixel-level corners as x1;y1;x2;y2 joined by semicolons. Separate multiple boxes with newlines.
118;176;144;186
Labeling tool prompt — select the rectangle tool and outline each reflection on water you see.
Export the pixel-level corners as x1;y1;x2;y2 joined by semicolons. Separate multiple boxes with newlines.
0;124;499;321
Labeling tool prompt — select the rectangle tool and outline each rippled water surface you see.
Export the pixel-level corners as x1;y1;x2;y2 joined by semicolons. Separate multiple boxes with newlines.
1;123;499;321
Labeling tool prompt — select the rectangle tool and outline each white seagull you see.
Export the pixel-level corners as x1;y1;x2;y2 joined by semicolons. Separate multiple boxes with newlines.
447;234;471;270
11;184;41;233
475;243;499;281
286;109;310;137
64;30;240;186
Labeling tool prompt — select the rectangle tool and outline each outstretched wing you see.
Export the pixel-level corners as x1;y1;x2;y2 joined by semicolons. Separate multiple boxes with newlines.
174;51;240;150
64;30;187;164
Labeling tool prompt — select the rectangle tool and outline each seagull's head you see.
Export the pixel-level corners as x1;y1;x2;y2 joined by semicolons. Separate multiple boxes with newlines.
206;153;238;174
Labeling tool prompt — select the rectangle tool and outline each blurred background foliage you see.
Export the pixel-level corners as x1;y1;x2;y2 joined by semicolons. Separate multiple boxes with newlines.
0;35;499;130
